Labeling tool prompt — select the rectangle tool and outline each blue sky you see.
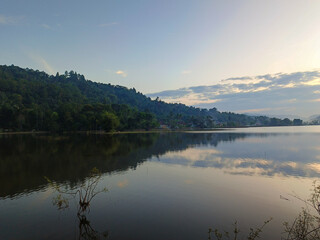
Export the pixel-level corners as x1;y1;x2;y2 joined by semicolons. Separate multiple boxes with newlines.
1;0;320;117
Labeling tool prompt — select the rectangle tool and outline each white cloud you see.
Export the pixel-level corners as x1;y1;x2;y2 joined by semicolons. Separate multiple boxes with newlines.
237;108;272;113
116;70;127;77
181;70;191;74
147;69;320;118
164;93;222;106
99;22;118;27
302;78;320;86
28;52;55;75
286;98;297;103
41;24;51;29
0;14;22;25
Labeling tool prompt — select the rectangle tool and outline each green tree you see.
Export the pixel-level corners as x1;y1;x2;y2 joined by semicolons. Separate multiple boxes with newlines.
100;112;119;132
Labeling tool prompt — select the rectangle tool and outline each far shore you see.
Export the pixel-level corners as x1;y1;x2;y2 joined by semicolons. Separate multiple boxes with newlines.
0;128;230;135
0;125;312;135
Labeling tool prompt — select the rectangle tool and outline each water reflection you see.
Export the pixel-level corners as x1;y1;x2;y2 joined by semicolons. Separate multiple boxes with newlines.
160;150;320;177
157;132;320;178
77;214;108;240
1;130;320;199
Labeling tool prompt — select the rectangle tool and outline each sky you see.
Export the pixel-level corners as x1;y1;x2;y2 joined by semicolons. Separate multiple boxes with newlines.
148;70;320;119
1;0;320;117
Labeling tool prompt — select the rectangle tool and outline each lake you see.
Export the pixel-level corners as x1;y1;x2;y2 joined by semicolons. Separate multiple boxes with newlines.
1;126;320;239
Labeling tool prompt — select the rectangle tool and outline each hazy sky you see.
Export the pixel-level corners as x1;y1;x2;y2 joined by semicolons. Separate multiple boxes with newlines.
1;0;320;95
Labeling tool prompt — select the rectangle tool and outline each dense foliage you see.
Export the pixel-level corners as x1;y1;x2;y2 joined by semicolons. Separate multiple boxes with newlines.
0;65;301;132
0;65;158;132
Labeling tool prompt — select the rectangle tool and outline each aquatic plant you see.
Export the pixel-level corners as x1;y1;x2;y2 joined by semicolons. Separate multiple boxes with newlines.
208;219;272;240
45;167;107;213
45;167;108;239
283;181;320;240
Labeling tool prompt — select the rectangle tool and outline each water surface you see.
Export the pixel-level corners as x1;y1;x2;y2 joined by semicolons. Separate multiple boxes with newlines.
1;126;320;239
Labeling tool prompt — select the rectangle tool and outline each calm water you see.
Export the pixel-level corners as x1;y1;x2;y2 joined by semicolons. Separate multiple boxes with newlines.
1;126;320;239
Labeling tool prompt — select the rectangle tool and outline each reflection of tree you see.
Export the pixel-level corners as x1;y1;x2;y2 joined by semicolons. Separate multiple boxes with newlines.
0;132;262;198
78;214;108;240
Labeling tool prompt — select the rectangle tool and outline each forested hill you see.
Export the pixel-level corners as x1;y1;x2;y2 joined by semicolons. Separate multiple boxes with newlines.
0;65;301;132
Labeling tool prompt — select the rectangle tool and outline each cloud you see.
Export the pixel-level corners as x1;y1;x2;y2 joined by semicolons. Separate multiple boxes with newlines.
99;22;118;27
167;93;222;106
41;24;51;29
0;14;22;25
147;69;320;118
27;52;55;75
148;88;191;99
237;108;272;113
181;70;191;74
116;70;127;77
223;76;252;81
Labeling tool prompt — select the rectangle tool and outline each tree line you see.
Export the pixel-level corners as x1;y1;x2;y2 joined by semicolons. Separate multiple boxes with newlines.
0;65;303;132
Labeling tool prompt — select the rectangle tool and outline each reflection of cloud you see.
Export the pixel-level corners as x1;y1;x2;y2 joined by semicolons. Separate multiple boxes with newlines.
165;148;222;162
40;188;54;201
283;161;297;168
117;179;128;188
307;163;320;173
310;99;320;102
184;179;194;184
158;147;320;178
224;167;266;176
147;70;320;117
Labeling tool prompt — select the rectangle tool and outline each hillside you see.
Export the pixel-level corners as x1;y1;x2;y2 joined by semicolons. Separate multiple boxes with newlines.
0;65;300;132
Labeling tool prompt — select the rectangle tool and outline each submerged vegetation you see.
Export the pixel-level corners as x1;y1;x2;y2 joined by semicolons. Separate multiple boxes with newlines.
209;181;320;240
208;219;272;240
208;181;320;240
0;65;302;132
282;181;320;240
45;168;107;213
46;168;108;240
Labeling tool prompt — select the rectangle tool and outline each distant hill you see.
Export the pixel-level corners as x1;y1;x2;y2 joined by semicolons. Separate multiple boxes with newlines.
308;114;320;124
0;65;300;132
246;113;305;121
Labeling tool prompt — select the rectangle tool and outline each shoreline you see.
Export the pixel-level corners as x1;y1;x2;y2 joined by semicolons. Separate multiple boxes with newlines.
0;128;229;135
0;125;313;135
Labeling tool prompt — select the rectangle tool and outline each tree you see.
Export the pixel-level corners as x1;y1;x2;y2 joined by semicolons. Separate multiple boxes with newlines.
100;112;119;132
49;111;59;132
293;119;303;126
